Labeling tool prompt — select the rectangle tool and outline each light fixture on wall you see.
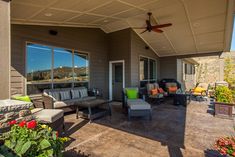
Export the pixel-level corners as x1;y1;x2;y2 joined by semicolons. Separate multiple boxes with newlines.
49;30;58;36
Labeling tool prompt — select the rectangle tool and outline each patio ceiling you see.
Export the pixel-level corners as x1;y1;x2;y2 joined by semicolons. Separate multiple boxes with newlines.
11;0;234;57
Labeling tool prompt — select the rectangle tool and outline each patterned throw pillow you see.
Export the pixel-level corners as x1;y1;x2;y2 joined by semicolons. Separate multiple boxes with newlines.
151;89;158;95
19;109;31;117
60;91;71;100
71;89;80;99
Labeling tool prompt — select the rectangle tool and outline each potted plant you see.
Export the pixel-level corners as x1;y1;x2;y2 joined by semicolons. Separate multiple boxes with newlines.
0;120;69;157
214;136;235;157
214;86;235;118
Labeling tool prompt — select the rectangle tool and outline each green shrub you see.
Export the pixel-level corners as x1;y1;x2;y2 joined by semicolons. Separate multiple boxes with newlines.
215;86;234;103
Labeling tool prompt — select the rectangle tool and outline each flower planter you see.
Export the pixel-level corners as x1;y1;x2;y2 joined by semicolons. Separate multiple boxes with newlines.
214;102;235;119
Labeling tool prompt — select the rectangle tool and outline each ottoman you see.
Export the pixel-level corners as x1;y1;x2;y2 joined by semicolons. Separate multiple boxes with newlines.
33;109;64;135
127;99;152;121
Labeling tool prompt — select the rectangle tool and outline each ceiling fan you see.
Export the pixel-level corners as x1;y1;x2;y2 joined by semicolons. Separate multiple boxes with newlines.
133;12;172;34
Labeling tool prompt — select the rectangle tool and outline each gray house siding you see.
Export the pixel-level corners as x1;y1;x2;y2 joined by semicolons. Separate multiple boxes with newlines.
11;25;109;97
11;25;163;98
159;56;177;79
108;29;131;87
130;30;160;87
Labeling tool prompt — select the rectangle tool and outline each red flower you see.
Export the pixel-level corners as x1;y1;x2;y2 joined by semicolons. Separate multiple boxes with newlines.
8;120;17;125
27;120;37;129
18;121;27;127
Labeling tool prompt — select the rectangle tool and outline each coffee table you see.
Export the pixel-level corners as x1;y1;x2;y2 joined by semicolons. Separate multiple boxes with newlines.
76;99;112;122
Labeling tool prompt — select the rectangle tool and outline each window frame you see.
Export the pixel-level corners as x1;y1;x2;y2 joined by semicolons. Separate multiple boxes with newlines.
139;55;157;85
25;41;90;94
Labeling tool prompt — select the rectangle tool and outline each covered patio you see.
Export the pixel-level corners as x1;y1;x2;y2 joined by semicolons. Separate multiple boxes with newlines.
63;100;234;157
0;0;235;157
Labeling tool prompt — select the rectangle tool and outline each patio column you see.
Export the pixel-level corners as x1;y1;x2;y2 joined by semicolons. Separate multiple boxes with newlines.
0;0;11;99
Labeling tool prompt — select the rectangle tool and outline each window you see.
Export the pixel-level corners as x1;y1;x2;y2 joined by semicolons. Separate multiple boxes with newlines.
139;56;157;87
74;52;89;82
53;48;73;83
26;43;52;83
184;63;194;75
26;43;89;94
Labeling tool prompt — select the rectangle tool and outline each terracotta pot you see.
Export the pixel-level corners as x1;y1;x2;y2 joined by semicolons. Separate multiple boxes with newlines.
214;102;235;119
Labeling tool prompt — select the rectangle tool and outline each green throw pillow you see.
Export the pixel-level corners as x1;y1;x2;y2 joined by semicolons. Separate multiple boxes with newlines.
126;89;138;99
12;95;31;102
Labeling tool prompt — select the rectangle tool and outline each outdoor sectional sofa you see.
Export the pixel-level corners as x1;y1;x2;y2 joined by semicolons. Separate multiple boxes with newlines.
43;87;96;112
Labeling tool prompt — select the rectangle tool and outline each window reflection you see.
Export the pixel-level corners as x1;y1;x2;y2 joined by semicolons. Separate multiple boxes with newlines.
26;43;52;83
26;43;89;94
74;52;89;82
53;48;73;82
139;56;157;87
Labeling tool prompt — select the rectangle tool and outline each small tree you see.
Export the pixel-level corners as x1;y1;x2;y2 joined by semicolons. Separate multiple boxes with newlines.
224;56;235;88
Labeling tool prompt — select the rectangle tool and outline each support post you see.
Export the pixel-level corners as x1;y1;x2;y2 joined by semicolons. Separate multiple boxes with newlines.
0;0;11;99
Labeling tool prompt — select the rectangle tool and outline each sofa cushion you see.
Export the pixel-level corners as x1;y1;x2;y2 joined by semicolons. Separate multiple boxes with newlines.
80;96;96;101
54;99;75;108
79;88;88;98
127;99;151;110
60;91;71;100
48;91;60;101
33;109;64;123
71;89;80;99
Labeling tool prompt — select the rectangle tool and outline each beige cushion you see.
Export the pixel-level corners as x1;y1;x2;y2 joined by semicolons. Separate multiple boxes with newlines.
153;83;159;89
54;99;74;108
146;84;155;95
127;99;151;110
33;109;64;123
31;108;44;114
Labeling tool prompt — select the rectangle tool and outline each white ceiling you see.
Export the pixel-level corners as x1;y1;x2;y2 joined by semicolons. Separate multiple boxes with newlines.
11;0;234;57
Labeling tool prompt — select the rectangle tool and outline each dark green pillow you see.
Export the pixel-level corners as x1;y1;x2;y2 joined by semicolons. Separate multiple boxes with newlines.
126;89;138;99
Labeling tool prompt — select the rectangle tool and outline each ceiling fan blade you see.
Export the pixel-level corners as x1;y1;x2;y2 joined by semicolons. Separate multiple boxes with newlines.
152;23;172;29
140;29;148;34
132;27;146;29
152;28;163;33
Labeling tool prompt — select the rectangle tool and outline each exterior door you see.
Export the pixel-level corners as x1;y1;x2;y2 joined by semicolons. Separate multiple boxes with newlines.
112;63;123;101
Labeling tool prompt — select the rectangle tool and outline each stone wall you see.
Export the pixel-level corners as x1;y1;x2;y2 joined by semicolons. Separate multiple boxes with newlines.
193;52;235;85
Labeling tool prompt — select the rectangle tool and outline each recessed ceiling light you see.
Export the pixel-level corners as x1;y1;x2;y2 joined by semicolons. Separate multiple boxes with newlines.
193;22;200;27
44;13;53;17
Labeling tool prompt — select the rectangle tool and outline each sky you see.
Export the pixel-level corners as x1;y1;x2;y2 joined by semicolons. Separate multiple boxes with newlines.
27;44;88;73
230;17;235;51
